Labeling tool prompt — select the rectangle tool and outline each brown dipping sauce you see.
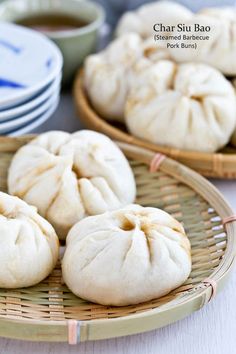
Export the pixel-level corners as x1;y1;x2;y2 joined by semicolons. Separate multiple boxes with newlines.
16;13;89;32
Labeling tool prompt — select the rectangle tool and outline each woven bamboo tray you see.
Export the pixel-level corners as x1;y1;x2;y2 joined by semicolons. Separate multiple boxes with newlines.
74;71;236;179
0;136;235;343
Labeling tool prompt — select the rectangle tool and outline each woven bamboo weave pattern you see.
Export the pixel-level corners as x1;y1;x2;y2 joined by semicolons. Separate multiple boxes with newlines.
0;136;234;342
0;137;227;321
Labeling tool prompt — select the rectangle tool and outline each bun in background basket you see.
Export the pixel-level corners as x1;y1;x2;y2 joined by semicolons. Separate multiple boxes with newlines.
125;60;236;153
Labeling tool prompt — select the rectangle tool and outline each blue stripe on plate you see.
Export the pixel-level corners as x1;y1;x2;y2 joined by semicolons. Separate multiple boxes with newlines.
0;78;26;89
0;39;22;54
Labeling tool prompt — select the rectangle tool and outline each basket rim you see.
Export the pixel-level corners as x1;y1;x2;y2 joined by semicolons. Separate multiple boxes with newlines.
74;70;236;178
0;137;235;342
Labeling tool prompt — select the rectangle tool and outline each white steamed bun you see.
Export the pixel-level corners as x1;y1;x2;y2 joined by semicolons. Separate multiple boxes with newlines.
84;33;172;123
125;60;236;152
84;33;142;122
116;1;193;38
62;204;191;306
0;192;59;288
141;37;171;62
230;79;236;147
8;130;136;240
168;7;236;76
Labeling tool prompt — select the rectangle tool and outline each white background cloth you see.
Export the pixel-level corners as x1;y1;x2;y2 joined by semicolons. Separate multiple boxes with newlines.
1;93;236;353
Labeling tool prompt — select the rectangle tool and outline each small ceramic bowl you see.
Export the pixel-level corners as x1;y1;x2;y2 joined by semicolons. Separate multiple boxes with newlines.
0;0;105;84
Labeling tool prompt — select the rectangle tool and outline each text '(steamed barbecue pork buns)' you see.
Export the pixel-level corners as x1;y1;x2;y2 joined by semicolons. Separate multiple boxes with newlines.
8;130;136;240
0;192;59;288
62;204;191;306
125;61;236;152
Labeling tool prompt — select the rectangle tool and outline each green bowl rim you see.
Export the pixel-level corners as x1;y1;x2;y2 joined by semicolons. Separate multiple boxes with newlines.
0;0;106;38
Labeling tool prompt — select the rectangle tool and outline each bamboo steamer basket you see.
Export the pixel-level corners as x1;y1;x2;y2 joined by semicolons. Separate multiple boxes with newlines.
0;135;235;343
74;71;236;179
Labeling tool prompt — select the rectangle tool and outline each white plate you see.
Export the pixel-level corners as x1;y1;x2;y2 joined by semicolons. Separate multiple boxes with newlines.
0;74;61;121
0;22;63;109
0;90;59;133
9;99;59;137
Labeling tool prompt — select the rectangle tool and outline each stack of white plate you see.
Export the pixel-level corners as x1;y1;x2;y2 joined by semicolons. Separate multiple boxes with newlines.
0;23;63;136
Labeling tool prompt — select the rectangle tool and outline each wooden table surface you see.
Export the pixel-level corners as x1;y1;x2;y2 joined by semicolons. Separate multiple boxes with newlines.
1;93;235;354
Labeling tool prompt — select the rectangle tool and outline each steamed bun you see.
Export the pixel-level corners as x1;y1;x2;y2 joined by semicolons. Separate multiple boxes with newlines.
230;79;236;147
125;61;236;152
84;33;142;122
62;204;191;306
142;36;172;62
0;192;59;288
168;8;236;76
116;1;193;38
84;33;171;122
8;130;136;240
